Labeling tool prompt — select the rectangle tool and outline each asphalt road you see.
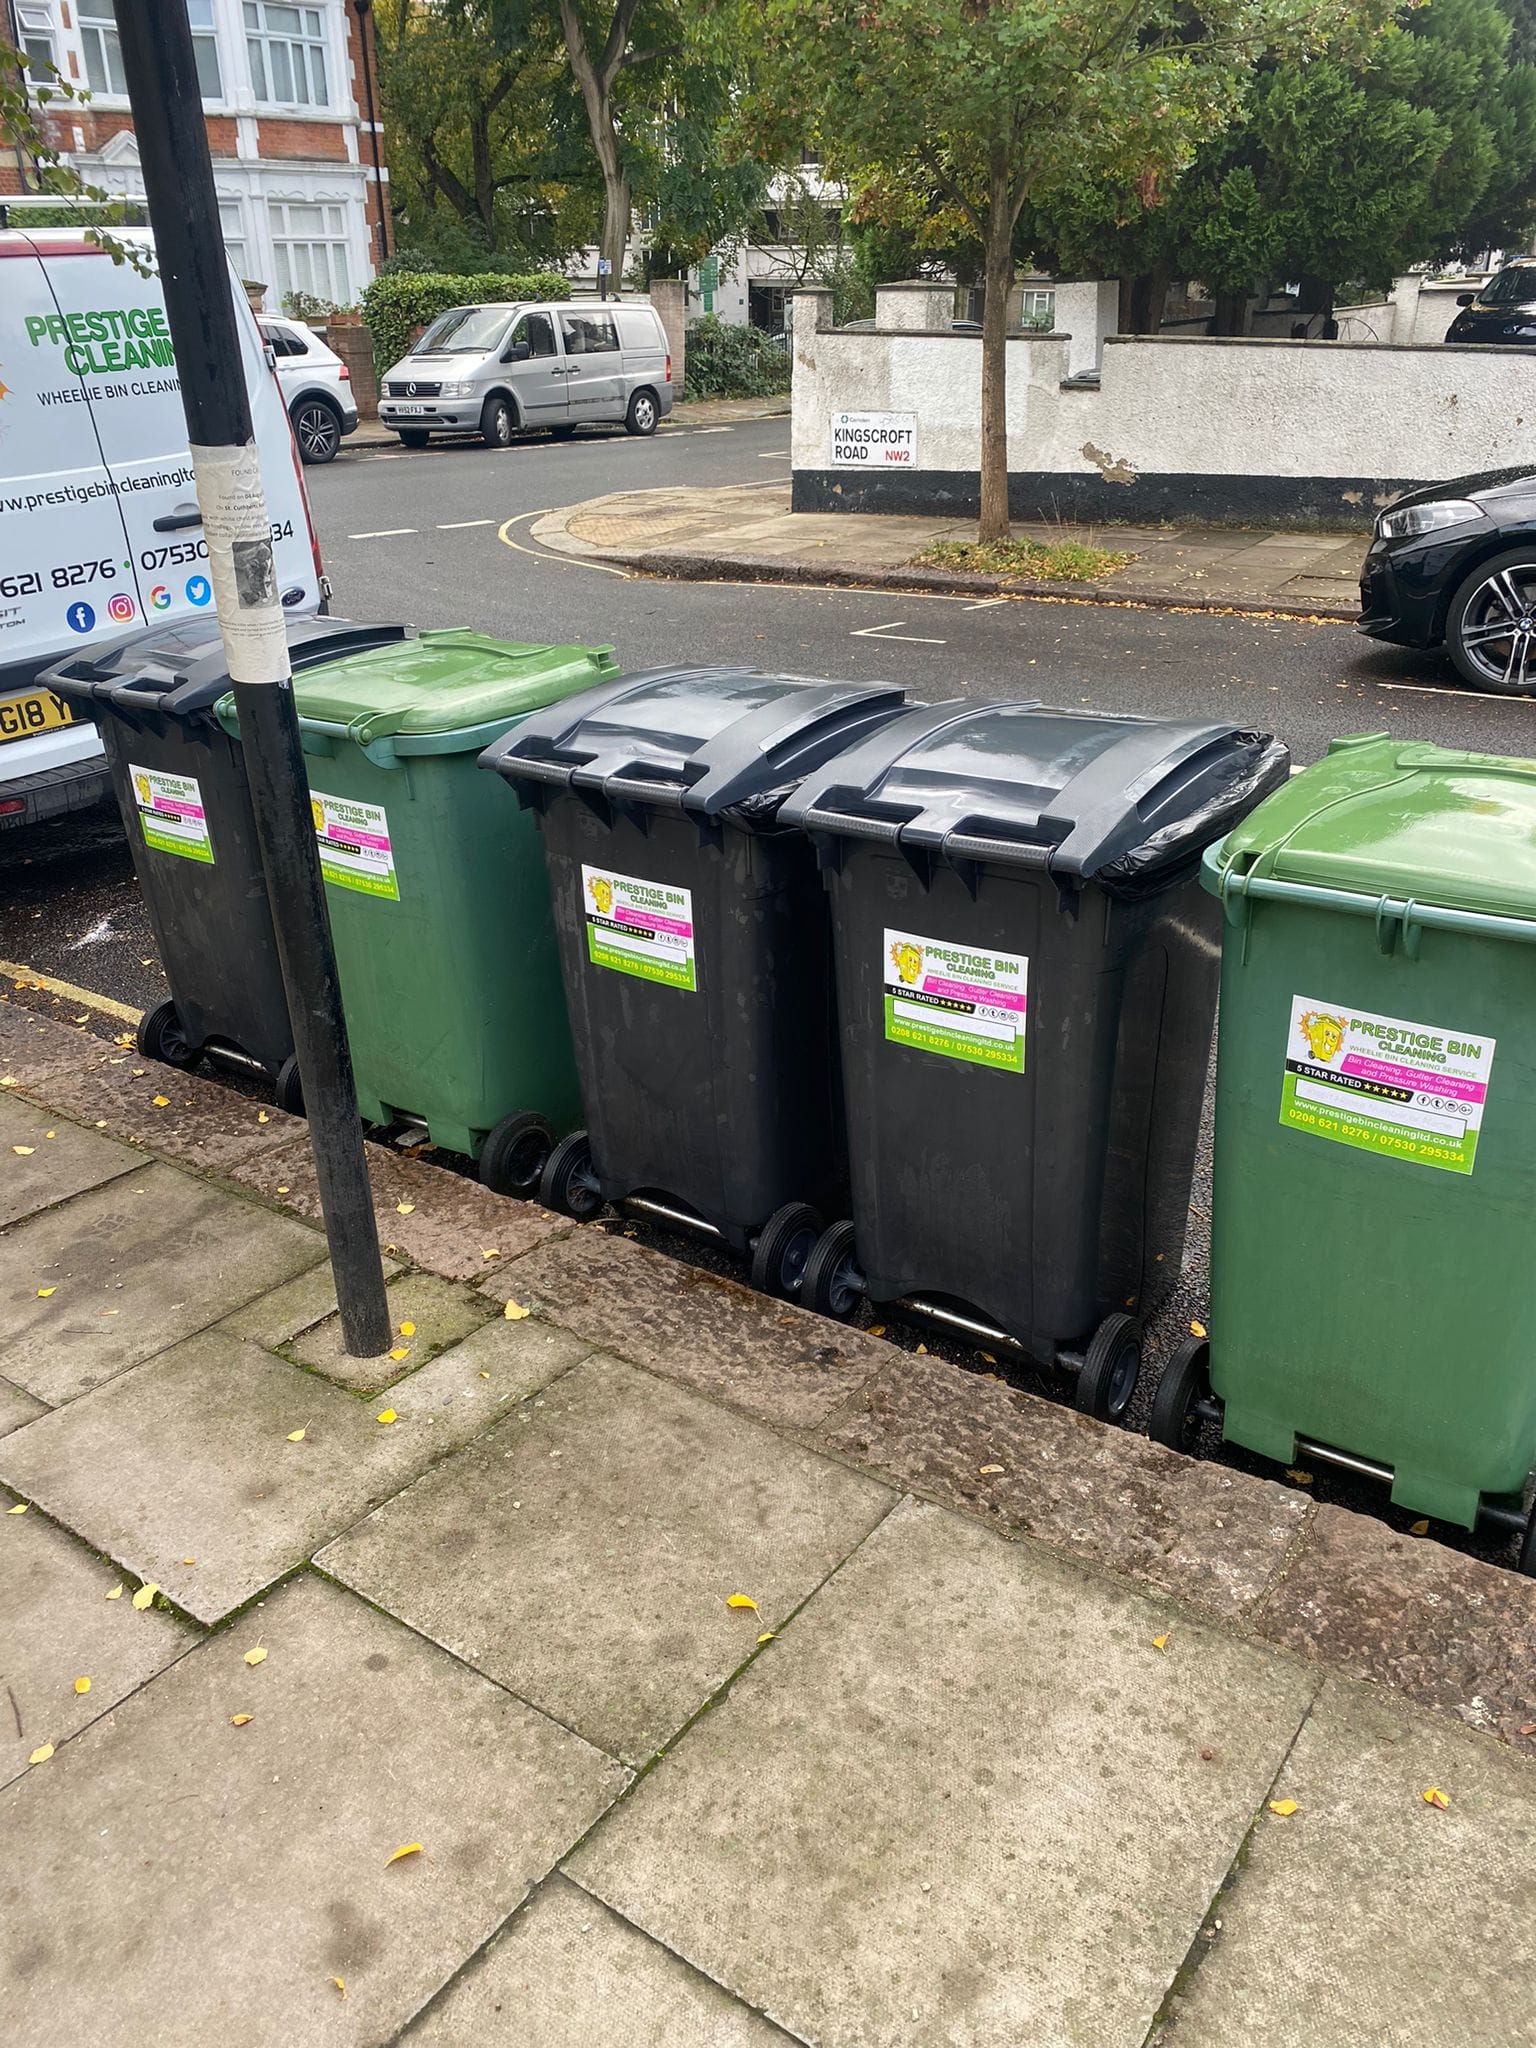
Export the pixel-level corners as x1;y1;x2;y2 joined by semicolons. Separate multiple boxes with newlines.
2;420;1528;1565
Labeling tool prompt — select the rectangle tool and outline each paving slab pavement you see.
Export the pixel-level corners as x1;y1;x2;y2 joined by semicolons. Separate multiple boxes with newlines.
0;1095;141;1226
0;1573;628;2048
290;1270;496;1393
570;1499;1319;2048
217;1252;406;1349
0;1162;329;1403
319;1354;897;1765
0;1317;590;1624
0;1488;196;1787
403;1876;792;2044
0;1375;46;1436
1154;1677;1536;2046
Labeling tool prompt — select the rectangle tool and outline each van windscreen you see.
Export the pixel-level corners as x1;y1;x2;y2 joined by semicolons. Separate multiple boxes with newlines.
412;306;514;354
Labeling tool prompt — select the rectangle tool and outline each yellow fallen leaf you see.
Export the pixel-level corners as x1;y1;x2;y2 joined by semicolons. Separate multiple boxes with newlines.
1190;1319;1208;1338
1423;1786;1450;1810
979;1464;1005;1476
1152;1634;1170;1652
399;1321;416;1337
243;1646;268;1667
73;1014;89;1025
868;1325;886;1337
726;1593;758;1612
1284;1469;1314;1486
106;1584;123;1600
332;1978;347;1999
503;1298;531;1320
376;1409;397;1425
388;1346;410;1361
386;1842;423;1866
915;1343;928;1354
481;1248;500;1260
1268;1799;1299;1817
257;1110;271;1124
131;1582;159;1609
181;1556;196;1566
152;1095;169;1109
7;1502;27;1515
286;1428;306;1443
756;1631;776;1644
479;1371;491;1380
1409;1518;1430;1535
396;1202;415;1215
74;1676;91;1695
0;1076;15;1088
276;1185;290;1196
44;1131;54;1139
98;1308;118;1316
230;1713;253;1727
12;1144;35;1155
28;1744;53;1766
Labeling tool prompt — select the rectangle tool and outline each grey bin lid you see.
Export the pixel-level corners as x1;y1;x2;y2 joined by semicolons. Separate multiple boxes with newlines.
480;666;908;821
779;700;1290;886
42;617;412;721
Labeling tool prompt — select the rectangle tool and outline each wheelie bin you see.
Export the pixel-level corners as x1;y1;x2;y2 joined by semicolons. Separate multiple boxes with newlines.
1152;733;1536;1570
480;667;907;1295
779;700;1289;1418
214;630;621;1192
43;616;411;1103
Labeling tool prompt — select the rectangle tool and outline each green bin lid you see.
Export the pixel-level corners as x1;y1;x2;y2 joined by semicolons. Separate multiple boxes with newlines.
285;630;619;744
1213;732;1536;918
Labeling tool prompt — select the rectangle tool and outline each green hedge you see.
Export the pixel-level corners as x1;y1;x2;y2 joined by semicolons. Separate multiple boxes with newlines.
360;268;570;375
682;316;792;401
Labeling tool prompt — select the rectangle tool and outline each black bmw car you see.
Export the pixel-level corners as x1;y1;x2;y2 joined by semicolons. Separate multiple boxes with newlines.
1444;259;1536;346
1358;466;1536;694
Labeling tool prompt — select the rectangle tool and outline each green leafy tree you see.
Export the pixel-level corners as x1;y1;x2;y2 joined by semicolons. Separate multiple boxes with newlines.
748;0;1387;541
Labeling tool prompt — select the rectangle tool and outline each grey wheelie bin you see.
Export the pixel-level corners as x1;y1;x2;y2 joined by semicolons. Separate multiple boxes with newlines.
779;701;1289;1418
43;616;409;1102
480;667;907;1298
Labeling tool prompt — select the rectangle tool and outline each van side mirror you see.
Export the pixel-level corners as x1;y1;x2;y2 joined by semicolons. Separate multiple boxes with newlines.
502;339;531;363
1457;293;1475;307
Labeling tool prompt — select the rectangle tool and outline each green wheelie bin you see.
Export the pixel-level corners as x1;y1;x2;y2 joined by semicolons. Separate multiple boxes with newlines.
216;629;619;1194
1152;734;1536;1569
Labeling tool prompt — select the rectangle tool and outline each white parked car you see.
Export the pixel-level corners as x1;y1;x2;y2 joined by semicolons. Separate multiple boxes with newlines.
259;316;358;464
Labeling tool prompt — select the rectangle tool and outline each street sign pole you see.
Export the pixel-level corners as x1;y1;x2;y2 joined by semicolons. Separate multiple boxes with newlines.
112;0;391;1359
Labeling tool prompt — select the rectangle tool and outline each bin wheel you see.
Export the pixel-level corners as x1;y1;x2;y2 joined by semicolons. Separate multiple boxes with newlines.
803;1219;865;1323
1148;1336;1212;1454
1517;1511;1536;1578
478;1111;556;1200
274;1057;305;1117
539;1130;604;1221
749;1202;823;1302
1075;1312;1143;1423
136;999;203;1072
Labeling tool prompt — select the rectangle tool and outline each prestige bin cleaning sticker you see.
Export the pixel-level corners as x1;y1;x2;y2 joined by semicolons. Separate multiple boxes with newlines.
883;929;1028;1073
311;791;399;901
129;763;213;865
583;865;696;991
1280;994;1495;1175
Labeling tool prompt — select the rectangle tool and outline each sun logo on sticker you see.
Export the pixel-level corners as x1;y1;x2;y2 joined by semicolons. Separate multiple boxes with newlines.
1298;1010;1346;1063
890;940;924;985
588;876;614;917
310;799;325;834
133;773;151;808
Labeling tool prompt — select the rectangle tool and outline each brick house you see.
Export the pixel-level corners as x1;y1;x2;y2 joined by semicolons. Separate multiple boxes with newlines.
4;0;392;310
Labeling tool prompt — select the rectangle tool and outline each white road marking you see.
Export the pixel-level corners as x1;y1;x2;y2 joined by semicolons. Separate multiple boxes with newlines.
347;527;417;539
851;620;947;645
962;597;1009;611
758;450;792;458
1371;678;1534;704
436;518;495;530
68;916;115;949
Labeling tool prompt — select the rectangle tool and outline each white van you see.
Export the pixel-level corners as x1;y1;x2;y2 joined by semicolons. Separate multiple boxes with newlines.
378;297;674;449
0;227;324;829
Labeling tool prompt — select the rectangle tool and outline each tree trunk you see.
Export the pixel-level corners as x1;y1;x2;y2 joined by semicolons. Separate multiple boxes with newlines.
558;0;638;294
598;143;630;288
978;169;1014;544
470;115;495;236
1211;288;1248;336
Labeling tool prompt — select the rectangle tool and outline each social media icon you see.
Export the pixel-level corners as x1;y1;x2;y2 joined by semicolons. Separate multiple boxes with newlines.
107;592;137;624
185;574;212;607
66;601;96;634
149;584;171;610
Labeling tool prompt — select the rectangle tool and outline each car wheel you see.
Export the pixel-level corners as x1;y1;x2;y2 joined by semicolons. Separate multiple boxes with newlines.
1445;548;1536;695
625;388;659;437
397;429;430;449
481;396;515;449
292;398;342;464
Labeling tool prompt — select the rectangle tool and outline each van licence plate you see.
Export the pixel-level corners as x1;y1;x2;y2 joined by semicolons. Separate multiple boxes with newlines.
0;689;77;745
394;404;428;416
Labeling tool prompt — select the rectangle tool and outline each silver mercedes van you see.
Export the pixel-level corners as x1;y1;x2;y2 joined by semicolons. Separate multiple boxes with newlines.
378;298;674;449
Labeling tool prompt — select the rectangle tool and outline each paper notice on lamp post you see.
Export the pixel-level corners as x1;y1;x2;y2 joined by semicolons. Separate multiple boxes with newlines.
830;412;917;466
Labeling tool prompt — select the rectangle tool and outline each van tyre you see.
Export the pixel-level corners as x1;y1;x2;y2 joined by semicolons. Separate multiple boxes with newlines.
478;1110;555;1199
803;1219;865;1322
292;397;342;464
539;1130;604;1220
1074;1313;1142;1423
480;396;515;449
749;1202;822;1302
137;999;203;1072
625;388;660;437
274;1057;305;1117
397;429;430;449
1148;1337;1211;1453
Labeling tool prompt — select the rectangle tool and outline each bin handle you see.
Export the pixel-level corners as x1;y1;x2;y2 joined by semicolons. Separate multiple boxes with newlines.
790;801;904;846
1214;861;1536;945
295;712;402;770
